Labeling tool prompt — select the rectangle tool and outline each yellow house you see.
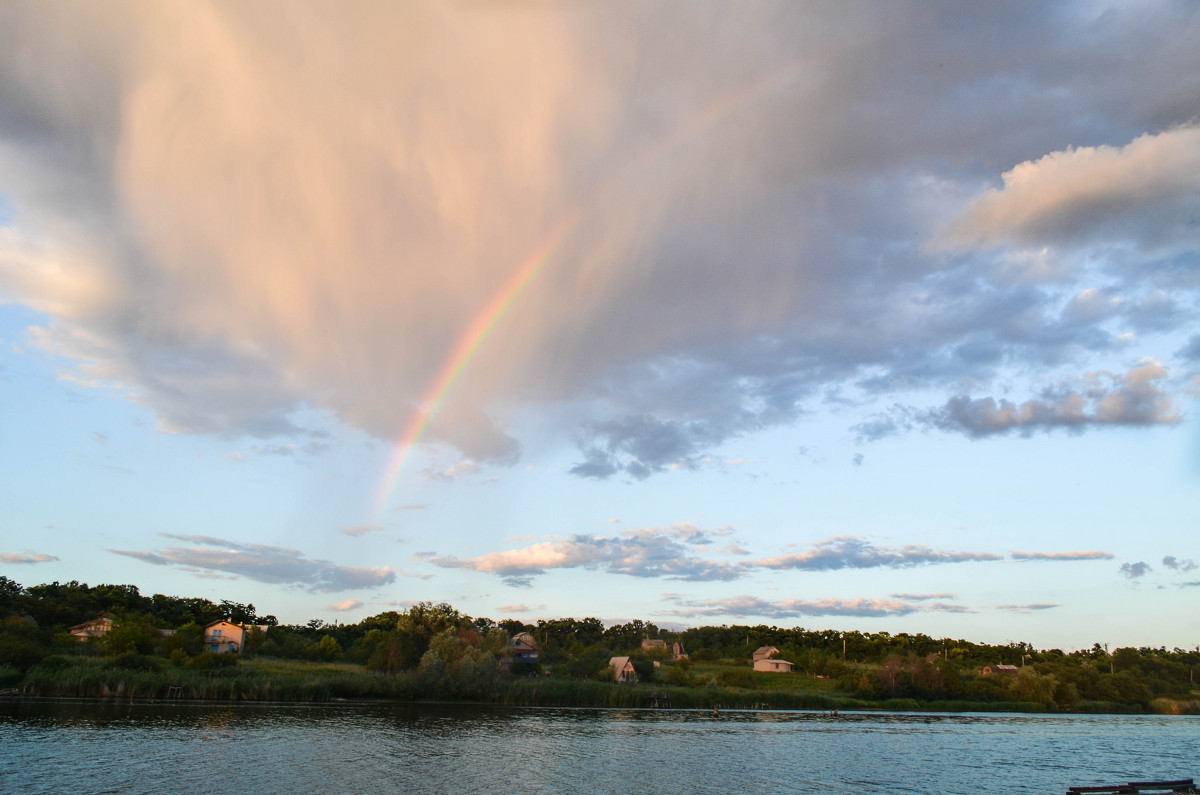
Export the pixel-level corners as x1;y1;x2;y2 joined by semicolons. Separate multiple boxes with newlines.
204;621;269;654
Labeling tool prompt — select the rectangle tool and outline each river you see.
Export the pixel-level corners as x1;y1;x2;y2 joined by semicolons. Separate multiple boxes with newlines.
1;700;1196;794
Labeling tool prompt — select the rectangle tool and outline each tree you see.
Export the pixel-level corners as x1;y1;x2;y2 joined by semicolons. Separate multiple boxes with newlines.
314;634;343;662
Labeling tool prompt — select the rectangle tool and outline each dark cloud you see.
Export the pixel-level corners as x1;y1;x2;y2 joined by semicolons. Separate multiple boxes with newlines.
108;534;395;592
1177;335;1200;361
1162;555;1197;572
922;360;1179;438
569;414;735;480
1119;561;1151;579
755;536;1001;572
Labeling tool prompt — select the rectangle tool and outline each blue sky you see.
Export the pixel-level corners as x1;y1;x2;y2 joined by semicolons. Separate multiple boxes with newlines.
1;2;1198;650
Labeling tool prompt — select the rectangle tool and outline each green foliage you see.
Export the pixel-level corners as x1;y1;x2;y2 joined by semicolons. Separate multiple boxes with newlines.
717;668;756;689
1;577;1196;712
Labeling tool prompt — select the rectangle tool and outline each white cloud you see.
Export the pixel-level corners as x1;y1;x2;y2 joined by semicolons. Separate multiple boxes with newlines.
941;125;1200;252
338;524;383;538
1;551;59;564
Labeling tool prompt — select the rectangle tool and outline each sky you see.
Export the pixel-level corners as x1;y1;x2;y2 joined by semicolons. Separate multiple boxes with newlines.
1;2;1198;651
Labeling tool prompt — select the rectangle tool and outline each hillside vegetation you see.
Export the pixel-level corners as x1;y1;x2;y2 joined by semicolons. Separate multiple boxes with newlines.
2;576;1197;713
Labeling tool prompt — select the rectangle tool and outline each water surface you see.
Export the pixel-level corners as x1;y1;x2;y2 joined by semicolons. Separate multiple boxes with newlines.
2;701;1195;794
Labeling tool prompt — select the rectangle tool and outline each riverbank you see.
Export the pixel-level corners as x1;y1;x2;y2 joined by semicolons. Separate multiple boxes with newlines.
9;654;1196;714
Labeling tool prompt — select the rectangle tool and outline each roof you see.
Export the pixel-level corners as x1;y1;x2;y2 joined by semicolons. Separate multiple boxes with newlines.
609;656;633;669
510;632;537;649
68;617;112;631
641;639;666;648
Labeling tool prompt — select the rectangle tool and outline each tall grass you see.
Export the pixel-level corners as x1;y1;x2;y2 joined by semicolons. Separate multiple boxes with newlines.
21;655;419;701
13;656;1170;714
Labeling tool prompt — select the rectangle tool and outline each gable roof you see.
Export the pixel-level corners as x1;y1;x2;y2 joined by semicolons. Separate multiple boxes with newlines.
68;617;113;632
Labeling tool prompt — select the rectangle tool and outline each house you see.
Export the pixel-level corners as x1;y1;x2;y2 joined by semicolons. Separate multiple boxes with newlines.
981;664;1019;677
670;642;688;661
641;639;666;652
69;617;113;640
753;658;795;673
752;646;779;662
501;631;540;670
609;656;638;683
203;620;268;654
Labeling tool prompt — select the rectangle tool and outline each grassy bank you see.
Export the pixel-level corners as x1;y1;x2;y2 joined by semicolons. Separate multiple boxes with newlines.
13;655;1195;714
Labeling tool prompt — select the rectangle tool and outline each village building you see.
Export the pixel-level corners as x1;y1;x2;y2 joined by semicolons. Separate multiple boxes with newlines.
753;658;796;673
203;620;269;654
609;656;638;683
641;639;666;652
68;617;114;641
501;631;539;670
981;664;1020;677
752;645;780;663
670;642;688;661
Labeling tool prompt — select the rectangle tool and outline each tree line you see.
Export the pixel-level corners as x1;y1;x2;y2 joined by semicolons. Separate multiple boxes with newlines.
2;576;1197;710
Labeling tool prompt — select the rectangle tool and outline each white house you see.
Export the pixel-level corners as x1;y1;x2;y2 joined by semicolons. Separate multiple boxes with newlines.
753;658;795;673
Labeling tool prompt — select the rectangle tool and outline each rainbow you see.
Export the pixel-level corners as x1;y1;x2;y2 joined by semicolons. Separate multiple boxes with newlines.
369;210;581;519
369;61;806;518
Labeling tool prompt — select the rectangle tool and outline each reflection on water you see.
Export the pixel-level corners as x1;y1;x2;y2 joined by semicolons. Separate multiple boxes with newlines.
2;701;1196;794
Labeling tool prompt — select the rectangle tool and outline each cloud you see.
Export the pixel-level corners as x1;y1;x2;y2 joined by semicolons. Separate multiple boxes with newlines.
1;551;59;564
338;524;383;538
923;360;1179;438
1119;561;1151;579
997;603;1061;613
0;3;1197;471
498;603;543;614
429;460;481;483
428;523;741;585
108;534;396;592
326;599;362;612
1010;550;1114;561
429;531;1065;585
1162;555;1197;572
940;125;1200;252
754;536;1001;572
890;593;957;601
660;594;973;620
